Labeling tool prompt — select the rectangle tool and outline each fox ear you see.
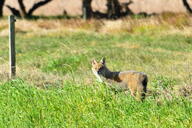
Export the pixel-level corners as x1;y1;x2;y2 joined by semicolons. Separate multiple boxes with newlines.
92;59;97;65
100;57;106;65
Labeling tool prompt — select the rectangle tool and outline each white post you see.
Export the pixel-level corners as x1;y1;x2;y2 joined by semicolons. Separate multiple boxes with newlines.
9;15;16;78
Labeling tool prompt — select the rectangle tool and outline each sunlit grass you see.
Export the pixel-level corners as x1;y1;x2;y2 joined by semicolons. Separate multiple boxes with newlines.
0;79;191;127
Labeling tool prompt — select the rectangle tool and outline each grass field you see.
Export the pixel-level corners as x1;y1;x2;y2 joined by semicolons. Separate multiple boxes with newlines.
0;14;192;127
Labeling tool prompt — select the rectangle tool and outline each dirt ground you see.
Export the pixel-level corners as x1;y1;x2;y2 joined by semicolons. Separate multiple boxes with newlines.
3;0;191;16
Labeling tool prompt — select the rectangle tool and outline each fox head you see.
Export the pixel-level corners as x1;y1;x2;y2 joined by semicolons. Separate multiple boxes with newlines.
91;57;106;73
91;57;106;82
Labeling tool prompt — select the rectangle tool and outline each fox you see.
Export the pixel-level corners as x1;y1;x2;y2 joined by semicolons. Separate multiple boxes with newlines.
91;57;148;100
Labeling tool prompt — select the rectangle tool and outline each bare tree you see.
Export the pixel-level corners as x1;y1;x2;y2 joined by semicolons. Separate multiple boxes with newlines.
6;0;52;17
82;0;93;19
0;0;5;17
182;0;192;13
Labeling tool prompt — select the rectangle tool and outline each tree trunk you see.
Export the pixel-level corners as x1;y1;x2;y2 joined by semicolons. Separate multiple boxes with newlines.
106;0;121;19
82;0;92;19
0;0;5;17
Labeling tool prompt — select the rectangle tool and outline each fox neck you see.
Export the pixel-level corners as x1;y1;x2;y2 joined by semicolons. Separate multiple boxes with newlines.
99;66;121;82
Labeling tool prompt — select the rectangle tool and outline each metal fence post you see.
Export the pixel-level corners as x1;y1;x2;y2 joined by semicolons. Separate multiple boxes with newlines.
9;15;16;78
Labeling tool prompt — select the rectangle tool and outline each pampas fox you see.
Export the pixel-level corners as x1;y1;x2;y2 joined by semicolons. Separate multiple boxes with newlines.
91;58;148;100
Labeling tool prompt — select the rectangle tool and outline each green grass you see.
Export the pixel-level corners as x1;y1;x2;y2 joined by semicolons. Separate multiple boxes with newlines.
0;17;192;127
0;79;191;128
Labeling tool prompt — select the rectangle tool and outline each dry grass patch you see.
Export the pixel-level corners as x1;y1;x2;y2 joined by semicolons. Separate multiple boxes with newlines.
0;13;192;37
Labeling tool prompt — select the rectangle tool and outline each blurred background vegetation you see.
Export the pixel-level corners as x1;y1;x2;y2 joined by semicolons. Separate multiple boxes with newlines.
0;0;192;19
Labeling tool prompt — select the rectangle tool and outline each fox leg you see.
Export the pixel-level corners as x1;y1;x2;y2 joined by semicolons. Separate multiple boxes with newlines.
130;88;136;97
137;86;146;101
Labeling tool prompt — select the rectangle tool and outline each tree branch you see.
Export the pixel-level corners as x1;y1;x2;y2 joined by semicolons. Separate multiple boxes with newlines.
182;0;192;13
6;5;21;17
27;0;52;16
18;0;27;16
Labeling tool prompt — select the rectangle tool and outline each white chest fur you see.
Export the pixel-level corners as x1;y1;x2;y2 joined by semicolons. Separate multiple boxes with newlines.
92;68;103;82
